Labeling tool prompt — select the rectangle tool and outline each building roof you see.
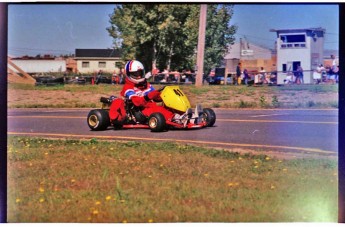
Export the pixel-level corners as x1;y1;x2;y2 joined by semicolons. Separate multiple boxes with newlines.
75;49;122;58
224;40;272;60
269;27;326;33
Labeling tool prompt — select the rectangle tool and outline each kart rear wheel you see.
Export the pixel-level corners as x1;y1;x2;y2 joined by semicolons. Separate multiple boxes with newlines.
203;108;216;127
148;113;166;132
87;109;110;131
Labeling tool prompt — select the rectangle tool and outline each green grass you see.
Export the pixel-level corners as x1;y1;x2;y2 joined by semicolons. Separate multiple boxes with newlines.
8;83;338;109
7;136;338;223
273;84;338;93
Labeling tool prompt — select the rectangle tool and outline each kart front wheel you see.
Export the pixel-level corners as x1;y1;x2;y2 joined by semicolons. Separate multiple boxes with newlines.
148;113;166;132
87;109;110;131
203;108;216;127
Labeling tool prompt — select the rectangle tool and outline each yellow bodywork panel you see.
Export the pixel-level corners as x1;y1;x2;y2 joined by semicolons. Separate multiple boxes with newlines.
160;86;191;112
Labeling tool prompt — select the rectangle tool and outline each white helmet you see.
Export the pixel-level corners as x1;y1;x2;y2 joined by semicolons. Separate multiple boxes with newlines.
125;60;145;84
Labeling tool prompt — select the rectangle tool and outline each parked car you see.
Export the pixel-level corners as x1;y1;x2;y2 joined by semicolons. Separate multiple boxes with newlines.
208;75;232;85
95;75;112;84
35;76;64;86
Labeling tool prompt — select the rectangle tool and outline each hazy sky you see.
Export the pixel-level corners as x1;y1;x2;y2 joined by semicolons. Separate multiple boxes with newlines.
8;3;339;57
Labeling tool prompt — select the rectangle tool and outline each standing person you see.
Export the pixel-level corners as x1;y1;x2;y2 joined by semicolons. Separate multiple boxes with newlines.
108;60;175;127
152;67;159;82
235;62;241;85
96;70;103;85
297;65;304;84
331;55;339;83
243;69;250;85
313;64;325;84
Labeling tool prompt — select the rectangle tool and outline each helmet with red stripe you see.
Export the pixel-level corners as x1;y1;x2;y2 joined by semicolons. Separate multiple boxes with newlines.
124;60;145;84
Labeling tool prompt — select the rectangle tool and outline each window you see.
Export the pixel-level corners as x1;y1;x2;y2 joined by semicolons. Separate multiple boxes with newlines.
82;62;90;68
280;34;306;49
282;64;287;73
99;62;106;68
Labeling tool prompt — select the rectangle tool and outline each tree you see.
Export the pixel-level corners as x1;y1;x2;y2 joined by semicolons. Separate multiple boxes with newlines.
204;5;237;77
107;4;237;75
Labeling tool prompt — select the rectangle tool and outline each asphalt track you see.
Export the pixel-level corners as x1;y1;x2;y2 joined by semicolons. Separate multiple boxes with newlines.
7;108;338;157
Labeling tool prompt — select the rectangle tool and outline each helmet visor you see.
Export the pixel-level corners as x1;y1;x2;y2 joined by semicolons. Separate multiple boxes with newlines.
129;70;144;79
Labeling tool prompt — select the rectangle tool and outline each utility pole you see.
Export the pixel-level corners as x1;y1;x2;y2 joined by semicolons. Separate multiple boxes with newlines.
195;4;207;87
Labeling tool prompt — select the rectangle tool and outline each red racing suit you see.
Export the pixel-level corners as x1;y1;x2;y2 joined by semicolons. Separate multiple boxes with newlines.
109;78;174;123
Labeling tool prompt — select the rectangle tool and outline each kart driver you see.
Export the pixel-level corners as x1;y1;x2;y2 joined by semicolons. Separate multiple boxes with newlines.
109;60;174;126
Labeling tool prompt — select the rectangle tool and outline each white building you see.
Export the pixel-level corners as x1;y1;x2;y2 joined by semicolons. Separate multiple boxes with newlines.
9;59;66;74
75;49;123;74
270;27;325;84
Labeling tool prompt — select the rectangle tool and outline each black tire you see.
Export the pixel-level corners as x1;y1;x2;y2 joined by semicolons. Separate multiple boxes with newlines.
148;113;166;132
203;108;216;127
87;109;110;131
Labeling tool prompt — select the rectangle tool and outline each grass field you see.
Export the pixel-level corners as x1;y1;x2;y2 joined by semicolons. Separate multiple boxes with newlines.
8;83;338;109
7;136;338;223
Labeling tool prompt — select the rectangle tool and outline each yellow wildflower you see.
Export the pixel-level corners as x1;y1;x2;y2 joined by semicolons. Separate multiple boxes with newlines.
39;187;45;193
92;210;99;215
15;198;21;203
265;157;270;161
95;201;101;205
71;179;76;183
39;198;45;203
228;182;239;187
148;219;153;223
271;185;275;190
106;196;112;201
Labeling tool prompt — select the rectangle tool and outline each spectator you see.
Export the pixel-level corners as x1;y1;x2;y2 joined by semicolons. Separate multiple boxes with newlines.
254;73;263;85
284;72;294;84
152;67;159;82
331;55;339;83
112;72;118;85
162;68;169;82
235;62;241;85
96;70;103;85
259;67;267;83
313;64;325;84
243;69;250;85
295;65;304;84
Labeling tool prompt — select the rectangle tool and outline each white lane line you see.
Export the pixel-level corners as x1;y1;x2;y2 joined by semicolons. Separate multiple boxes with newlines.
250;113;287;118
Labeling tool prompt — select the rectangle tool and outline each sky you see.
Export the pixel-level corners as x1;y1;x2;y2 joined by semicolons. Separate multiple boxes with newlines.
7;3;339;57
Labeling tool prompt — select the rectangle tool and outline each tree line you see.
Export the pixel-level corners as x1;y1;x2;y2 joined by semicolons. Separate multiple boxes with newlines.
107;4;237;76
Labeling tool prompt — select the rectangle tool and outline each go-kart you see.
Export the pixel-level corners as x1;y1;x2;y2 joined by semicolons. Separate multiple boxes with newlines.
87;85;216;132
